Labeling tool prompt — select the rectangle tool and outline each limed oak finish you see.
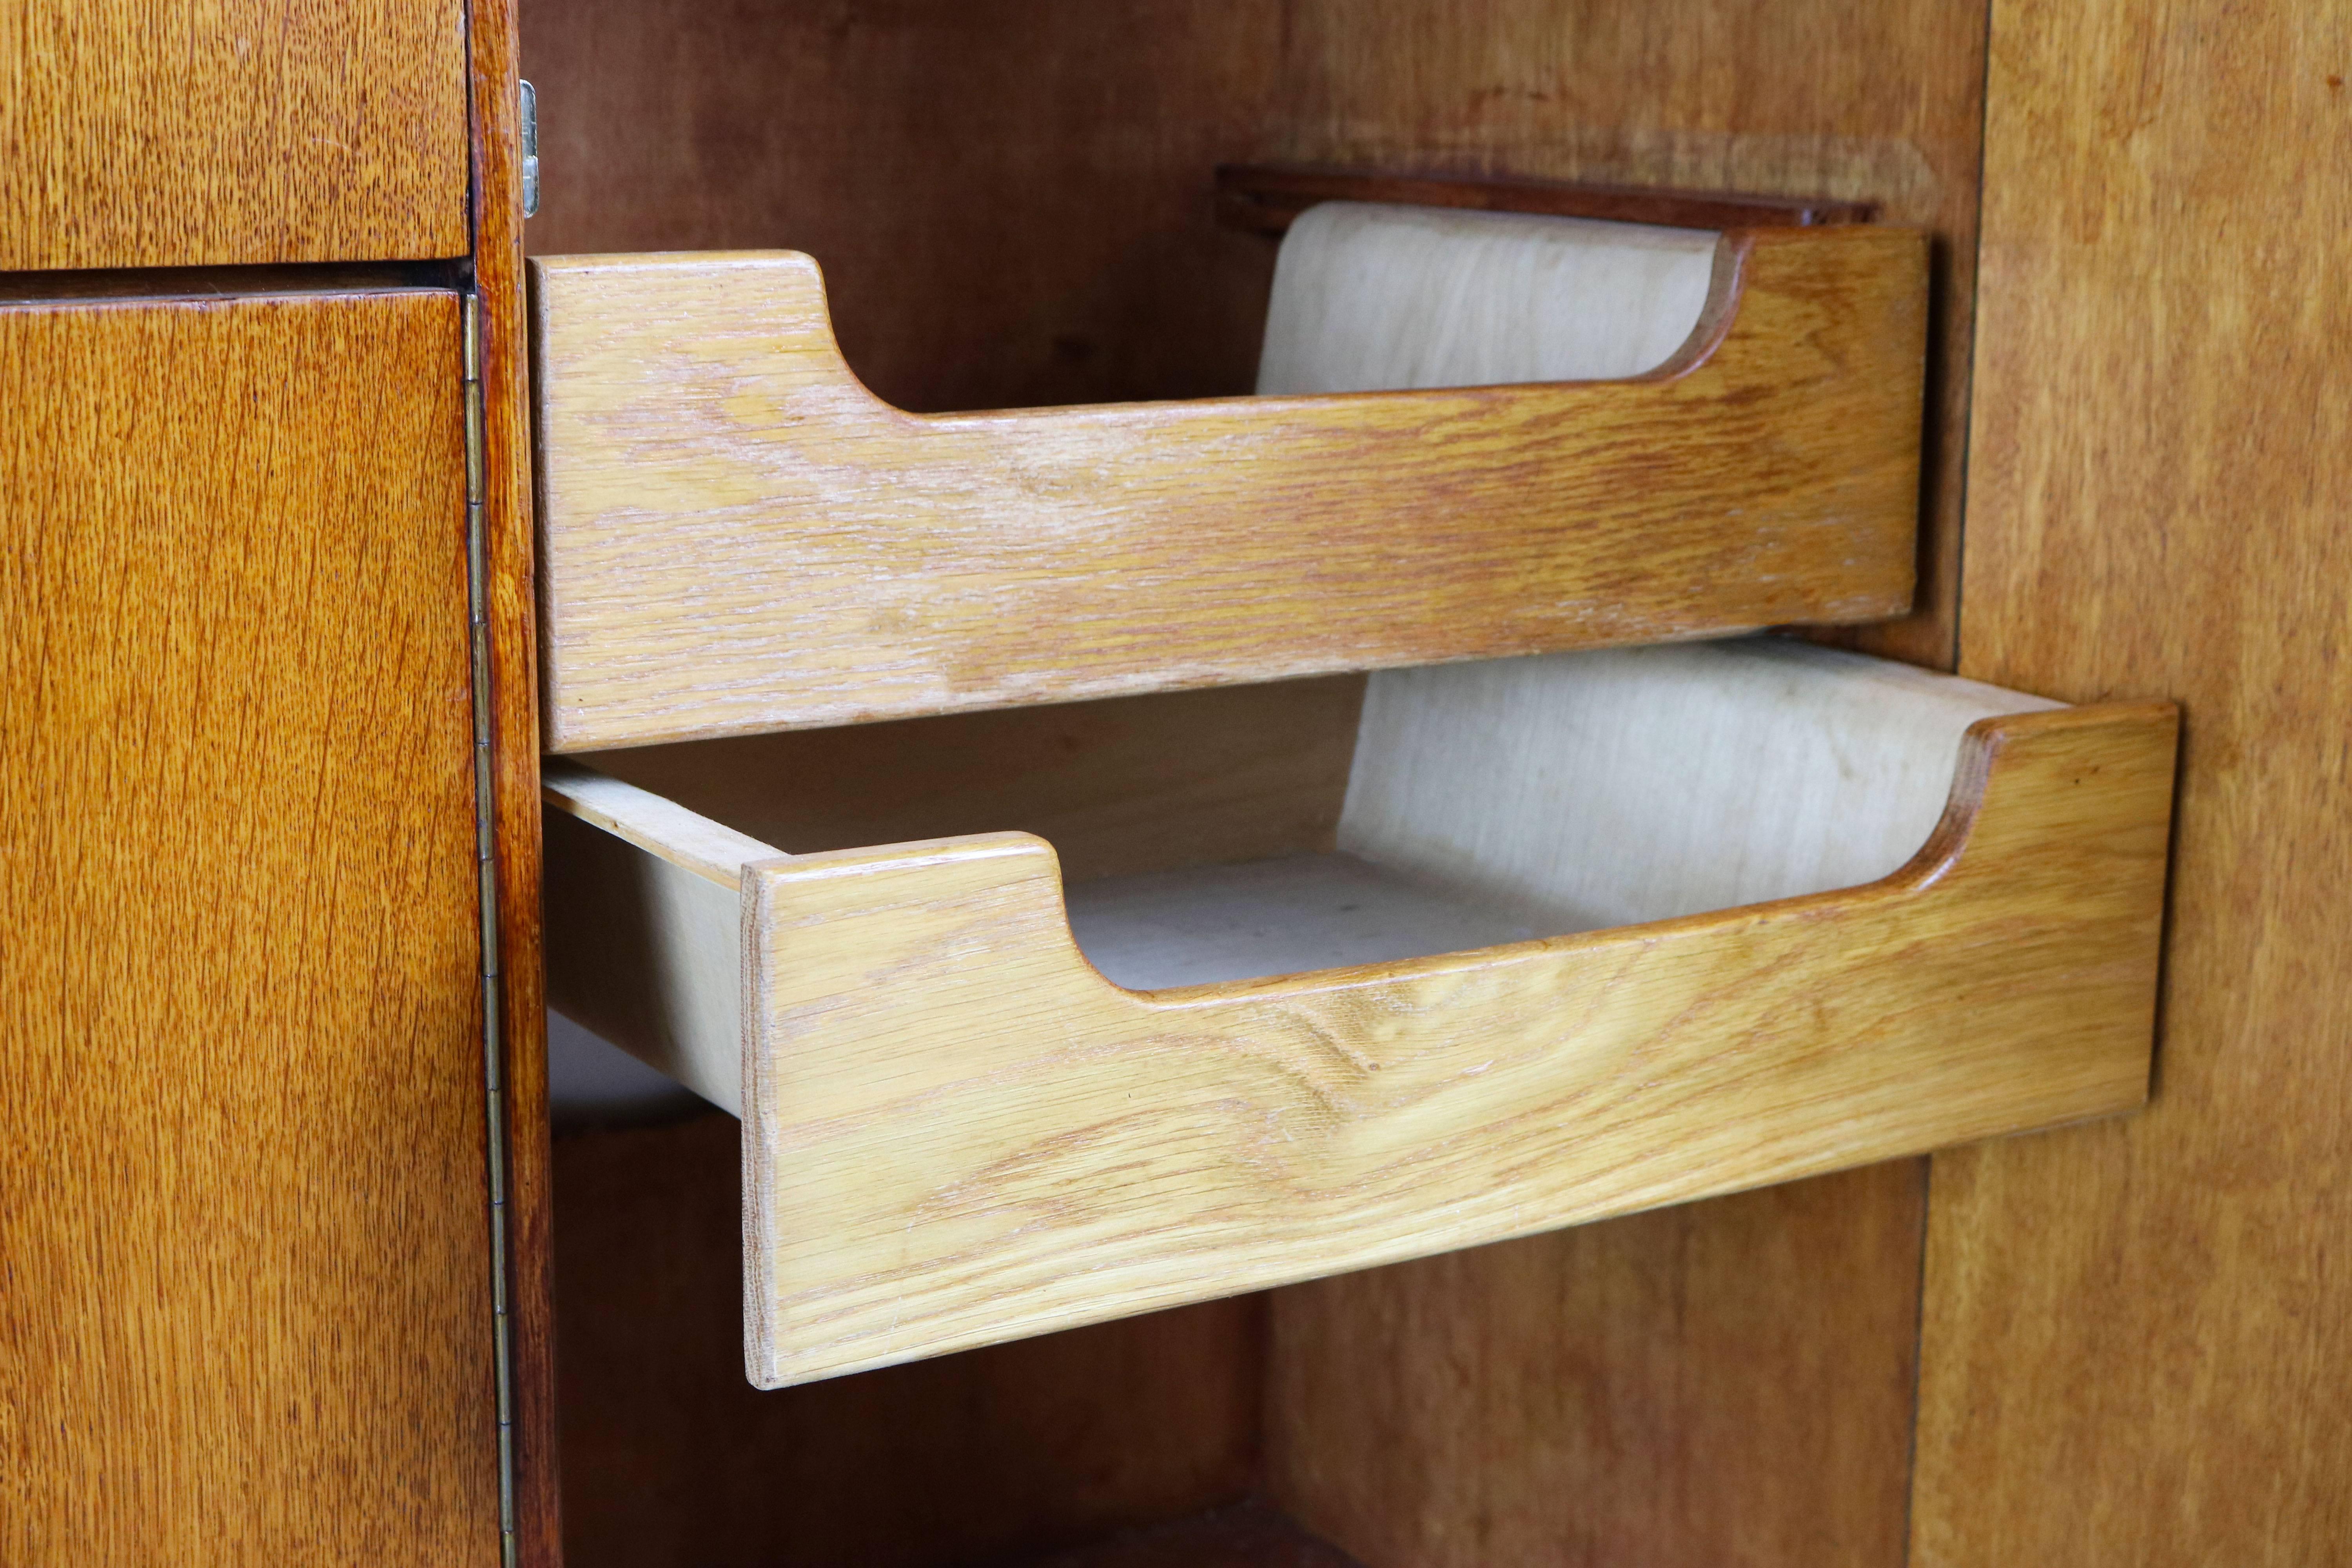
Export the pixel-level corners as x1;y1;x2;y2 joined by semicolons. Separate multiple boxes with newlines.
542;642;2172;1388
531;226;1923;750
0;289;497;1561
0;0;472;269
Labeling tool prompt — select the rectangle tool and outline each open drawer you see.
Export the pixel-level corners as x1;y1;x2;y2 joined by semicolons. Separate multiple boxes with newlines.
530;183;1928;752
543;638;2177;1389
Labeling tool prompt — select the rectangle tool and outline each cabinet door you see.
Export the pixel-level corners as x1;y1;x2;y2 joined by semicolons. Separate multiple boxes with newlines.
0;287;499;1564
0;1;470;269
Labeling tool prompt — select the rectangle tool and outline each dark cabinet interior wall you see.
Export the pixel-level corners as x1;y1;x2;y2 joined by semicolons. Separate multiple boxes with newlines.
0;288;498;1564
523;2;1993;1562
555;1114;1265;1568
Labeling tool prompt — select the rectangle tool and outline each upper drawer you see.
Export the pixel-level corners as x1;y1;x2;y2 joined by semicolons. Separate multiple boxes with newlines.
530;217;1928;752
0;0;472;270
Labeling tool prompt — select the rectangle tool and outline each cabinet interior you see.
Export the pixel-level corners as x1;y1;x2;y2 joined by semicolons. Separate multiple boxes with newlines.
523;0;1989;1561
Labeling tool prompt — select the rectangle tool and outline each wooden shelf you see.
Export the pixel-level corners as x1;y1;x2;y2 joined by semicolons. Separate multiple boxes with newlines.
530;216;1927;752
540;639;2176;1389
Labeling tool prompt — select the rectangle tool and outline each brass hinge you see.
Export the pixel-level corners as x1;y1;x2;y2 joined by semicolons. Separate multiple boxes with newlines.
463;292;521;1568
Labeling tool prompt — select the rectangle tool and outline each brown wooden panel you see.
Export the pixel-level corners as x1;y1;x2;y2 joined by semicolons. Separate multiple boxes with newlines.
1269;1162;1927;1567
553;1113;1260;1568
1912;0;2352;1560
0;290;496;1561
0;0;471;269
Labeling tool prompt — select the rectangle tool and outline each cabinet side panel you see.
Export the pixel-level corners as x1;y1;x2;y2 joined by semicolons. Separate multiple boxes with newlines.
0;292;499;1562
1916;0;2352;1560
0;0;470;268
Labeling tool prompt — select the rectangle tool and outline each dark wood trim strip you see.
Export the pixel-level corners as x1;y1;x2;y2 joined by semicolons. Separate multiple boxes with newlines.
1214;163;1877;237
464;0;561;1561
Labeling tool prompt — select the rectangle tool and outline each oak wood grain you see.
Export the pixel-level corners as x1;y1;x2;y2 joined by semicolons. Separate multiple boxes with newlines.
532;228;1925;750
0;0;471;269
546;689;2169;1387
552;1112;1261;1568
464;0;562;1555
0;290;497;1561
1911;0;2352;1559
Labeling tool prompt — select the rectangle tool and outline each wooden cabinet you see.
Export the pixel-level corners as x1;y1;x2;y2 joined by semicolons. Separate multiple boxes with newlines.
5;0;2346;1563
0;283;499;1563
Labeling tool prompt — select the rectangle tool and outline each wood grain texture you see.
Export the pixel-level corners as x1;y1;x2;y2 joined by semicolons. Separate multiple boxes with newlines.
1216;163;1875;237
0;0;470;269
519;0;1986;664
533;227;1925;750
0;292;497;1561
1911;0;2352;1560
464;0;563;1553
1268;1159;1926;1567
553;1112;1261;1568
537;694;2169;1387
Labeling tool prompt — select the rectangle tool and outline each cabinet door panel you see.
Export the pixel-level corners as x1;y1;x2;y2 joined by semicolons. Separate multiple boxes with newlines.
0;1;470;269
0;288;498;1564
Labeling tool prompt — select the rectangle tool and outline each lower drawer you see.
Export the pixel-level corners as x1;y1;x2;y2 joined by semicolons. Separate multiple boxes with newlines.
543;637;2176;1389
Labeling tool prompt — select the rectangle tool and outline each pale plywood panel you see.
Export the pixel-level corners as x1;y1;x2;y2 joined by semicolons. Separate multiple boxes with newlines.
1255;202;1718;394
533;229;1924;750
0;0;470;268
0;291;497;1561
1343;640;2056;930
1912;0;2352;1559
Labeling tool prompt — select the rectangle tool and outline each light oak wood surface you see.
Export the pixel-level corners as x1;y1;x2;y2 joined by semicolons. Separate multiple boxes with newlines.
542;641;2172;1387
735;702;2167;1387
0;289;498;1561
534;226;1924;750
0;0;471;269
1909;0;2352;1559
